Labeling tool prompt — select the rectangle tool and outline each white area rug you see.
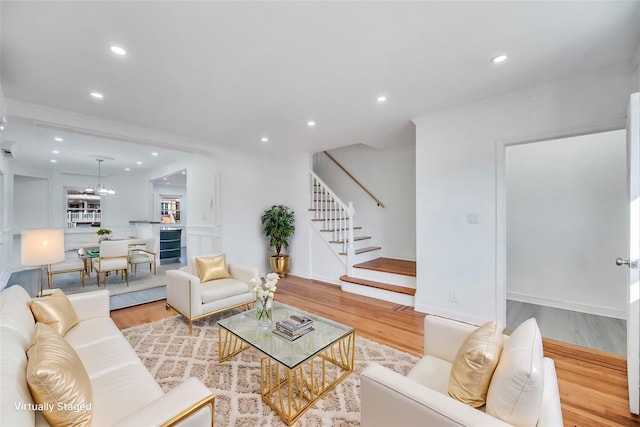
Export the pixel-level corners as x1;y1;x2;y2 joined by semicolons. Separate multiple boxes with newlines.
122;313;419;426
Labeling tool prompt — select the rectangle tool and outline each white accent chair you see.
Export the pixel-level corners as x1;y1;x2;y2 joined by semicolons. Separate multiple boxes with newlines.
165;254;258;334
92;240;129;287
361;315;563;427
128;239;157;276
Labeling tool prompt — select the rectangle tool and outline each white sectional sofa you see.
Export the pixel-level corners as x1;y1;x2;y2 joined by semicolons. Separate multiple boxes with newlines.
0;285;214;427
361;315;563;427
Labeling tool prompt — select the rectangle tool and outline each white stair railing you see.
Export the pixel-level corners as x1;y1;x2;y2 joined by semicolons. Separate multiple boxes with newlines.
310;171;355;257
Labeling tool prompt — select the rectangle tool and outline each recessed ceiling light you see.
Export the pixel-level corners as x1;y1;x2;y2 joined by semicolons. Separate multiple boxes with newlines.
181;171;186;175
163;177;168;180
136;161;142;165
50;159;57;163
110;45;127;56
90;91;104;99
125;168;130;171
261;137;269;142
377;95;387;103
152;152;158;156
54;137;63;142
490;54;508;64
52;150;59;154
307;120;316;127
166;182;170;185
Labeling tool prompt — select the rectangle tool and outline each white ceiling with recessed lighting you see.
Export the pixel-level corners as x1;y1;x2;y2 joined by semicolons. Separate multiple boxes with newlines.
1;1;640;175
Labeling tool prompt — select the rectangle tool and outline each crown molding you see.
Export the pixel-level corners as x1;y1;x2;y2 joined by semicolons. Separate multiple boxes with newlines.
5;99;217;156
412;63;634;126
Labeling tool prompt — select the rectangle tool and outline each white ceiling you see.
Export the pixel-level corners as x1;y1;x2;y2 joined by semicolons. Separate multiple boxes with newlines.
1;1;640;175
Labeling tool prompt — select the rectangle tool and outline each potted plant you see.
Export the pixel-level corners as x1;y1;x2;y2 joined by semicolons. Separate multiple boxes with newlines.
96;228;112;241
260;205;295;276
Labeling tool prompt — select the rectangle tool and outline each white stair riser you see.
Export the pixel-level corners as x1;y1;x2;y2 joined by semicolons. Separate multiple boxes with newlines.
351;268;416;288
352;249;381;264
331;238;372;251
341;281;414;306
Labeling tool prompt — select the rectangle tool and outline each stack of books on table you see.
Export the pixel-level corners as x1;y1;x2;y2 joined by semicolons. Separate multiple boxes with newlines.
273;315;315;341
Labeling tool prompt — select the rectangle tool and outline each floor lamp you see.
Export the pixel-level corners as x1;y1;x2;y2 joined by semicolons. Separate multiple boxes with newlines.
21;229;65;297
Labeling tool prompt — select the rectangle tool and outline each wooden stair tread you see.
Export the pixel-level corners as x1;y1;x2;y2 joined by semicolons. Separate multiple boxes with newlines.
353;257;416;277
320;226;362;232
329;236;371;244
339;246;381;255
339;275;416;296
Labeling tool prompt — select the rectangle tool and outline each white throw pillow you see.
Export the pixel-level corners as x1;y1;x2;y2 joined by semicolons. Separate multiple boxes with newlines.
486;318;544;427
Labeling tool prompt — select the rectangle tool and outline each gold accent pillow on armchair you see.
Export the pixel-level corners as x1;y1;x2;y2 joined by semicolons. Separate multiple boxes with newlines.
448;320;504;407
196;254;231;282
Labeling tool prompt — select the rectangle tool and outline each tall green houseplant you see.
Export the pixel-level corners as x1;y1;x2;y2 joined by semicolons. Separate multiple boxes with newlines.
261;205;295;276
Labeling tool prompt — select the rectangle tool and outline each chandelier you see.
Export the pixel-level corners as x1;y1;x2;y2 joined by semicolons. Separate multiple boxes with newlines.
85;159;116;195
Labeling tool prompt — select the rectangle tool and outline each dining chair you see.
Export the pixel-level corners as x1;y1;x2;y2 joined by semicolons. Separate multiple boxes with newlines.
92;240;129;287
128;238;157;276
48;256;85;289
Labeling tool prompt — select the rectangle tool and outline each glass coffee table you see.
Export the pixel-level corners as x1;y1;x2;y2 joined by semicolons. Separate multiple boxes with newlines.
217;301;355;425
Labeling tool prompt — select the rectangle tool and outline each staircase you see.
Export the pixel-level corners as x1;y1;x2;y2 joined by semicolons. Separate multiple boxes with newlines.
309;172;416;306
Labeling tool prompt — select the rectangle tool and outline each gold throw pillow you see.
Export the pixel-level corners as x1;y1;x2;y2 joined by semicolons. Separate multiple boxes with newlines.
26;323;92;427
30;289;79;336
196;255;231;282
448;320;504;408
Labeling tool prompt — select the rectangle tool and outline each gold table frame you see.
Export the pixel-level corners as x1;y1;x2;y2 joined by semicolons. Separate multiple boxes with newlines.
218;326;355;425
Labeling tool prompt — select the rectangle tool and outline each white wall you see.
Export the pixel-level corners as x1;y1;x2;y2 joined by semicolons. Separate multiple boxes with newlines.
634;42;640;91
313;143;416;260
218;150;311;276
506;130;627;318
413;66;635;325
12;175;49;231
0;74;13;284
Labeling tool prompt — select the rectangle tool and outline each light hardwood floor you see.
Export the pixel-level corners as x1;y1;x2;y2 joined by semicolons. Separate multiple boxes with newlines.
110;275;640;427
507;300;626;356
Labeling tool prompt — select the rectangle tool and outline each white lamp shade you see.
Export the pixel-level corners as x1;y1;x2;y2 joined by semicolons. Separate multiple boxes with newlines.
21;229;65;266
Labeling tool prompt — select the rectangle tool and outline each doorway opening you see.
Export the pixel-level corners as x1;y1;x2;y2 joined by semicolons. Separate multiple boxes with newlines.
504;129;627;355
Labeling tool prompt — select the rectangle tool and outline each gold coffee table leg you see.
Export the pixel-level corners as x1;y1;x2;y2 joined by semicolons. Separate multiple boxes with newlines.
260;331;355;425
218;326;250;362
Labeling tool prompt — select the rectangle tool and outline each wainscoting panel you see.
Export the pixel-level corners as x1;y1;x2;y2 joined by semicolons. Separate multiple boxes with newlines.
186;226;222;258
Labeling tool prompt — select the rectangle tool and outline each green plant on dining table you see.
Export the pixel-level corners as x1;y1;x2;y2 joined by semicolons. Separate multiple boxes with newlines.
96;228;112;236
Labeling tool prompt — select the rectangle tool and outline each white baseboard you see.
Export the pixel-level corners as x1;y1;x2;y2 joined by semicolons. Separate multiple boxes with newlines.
506;291;626;320
414;302;491;326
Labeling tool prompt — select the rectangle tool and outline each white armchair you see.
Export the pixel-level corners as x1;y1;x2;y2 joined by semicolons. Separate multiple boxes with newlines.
166;253;258;334
361;315;563;427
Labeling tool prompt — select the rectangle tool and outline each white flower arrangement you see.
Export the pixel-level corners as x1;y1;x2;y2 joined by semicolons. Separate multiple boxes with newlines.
251;273;279;323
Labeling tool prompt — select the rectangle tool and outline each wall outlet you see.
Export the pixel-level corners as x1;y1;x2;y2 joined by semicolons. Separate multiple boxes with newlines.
449;290;458;303
466;213;480;224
